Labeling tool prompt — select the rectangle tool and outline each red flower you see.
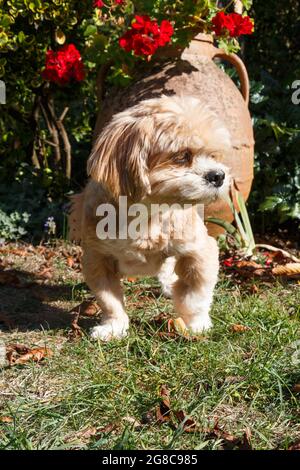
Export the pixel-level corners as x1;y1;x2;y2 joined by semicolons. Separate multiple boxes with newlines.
212;11;235;37
119;15;173;57
42;44;85;86
157;19;174;46
94;0;125;7
132;34;157;57
93;0;104;7
212;11;254;37
230;13;254;36
223;257;234;268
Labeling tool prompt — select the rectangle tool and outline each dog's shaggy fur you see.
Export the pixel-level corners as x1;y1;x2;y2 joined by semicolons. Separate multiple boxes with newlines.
72;95;231;340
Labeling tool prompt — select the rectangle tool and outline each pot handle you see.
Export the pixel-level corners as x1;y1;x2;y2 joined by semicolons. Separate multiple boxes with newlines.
213;51;250;106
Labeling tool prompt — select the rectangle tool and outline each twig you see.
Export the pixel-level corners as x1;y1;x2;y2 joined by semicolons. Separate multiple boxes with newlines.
57;107;72;180
40;99;62;165
95;60;113;106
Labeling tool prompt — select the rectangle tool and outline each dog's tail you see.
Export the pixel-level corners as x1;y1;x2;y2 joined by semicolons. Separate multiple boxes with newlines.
68;192;84;243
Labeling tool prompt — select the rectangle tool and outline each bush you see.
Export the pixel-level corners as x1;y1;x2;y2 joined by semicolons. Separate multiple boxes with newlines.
247;0;300;230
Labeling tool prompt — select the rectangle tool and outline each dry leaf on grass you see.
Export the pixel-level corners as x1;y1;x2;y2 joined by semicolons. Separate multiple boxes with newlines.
38;266;53;279
231;324;251;333
272;263;300;278
168;317;188;335
205;422;252;450
156;316;206;342
69;313;84;340
64;423;116;446
156;385;171;424
0;416;13;423
68;301;100;340
174;410;199;433
292;384;300;393
6;344;53;366
70;300;100;317
288;440;300;451
66;256;74;268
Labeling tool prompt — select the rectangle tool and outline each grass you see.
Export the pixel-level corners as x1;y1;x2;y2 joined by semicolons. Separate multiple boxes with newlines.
0;243;299;450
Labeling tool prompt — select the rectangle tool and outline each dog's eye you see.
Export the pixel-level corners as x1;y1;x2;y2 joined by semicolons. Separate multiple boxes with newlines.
172;150;192;164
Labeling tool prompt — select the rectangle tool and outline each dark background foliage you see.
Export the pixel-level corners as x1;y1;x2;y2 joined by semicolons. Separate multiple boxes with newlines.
246;0;300;231
0;0;299;240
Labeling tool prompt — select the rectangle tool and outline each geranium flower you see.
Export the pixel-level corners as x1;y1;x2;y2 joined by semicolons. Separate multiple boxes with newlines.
93;0;125;7
119;15;174;57
42;44;85;86
230;13;254;36
212;11;254;37
93;0;105;7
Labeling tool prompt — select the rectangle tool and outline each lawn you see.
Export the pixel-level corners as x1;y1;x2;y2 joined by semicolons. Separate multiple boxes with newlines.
0;242;299;450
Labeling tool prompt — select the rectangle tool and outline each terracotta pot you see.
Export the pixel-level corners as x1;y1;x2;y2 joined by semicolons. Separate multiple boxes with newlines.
94;34;255;237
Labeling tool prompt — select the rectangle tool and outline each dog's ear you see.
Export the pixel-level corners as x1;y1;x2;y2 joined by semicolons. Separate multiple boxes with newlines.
87;114;152;201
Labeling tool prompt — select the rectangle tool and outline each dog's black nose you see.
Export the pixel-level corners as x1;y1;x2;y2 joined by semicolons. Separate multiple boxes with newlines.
205;170;225;188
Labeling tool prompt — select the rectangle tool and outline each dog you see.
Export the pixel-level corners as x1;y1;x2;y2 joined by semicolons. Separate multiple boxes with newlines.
72;95;231;340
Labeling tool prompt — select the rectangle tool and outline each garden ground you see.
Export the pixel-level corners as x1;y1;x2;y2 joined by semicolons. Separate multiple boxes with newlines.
0;241;299;450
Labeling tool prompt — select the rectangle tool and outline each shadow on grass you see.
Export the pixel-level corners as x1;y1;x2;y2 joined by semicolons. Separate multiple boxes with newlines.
0;268;99;333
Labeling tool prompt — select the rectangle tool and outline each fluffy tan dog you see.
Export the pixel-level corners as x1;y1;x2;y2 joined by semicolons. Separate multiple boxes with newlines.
74;95;231;340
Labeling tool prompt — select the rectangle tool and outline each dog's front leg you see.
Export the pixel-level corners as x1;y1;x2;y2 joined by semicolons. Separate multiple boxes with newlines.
173;237;219;333
82;249;129;341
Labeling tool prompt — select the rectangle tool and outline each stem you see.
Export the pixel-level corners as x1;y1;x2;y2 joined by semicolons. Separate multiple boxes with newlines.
95;60;114;107
56;107;72;181
40;98;61;165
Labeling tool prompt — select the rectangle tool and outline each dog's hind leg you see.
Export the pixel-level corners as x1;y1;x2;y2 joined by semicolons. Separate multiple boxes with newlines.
82;249;129;341
157;256;178;298
172;237;219;333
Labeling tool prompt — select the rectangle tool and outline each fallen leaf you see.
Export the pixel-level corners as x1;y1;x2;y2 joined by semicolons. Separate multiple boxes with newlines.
9;248;28;257
38;266;53;279
288;440;300;451
205;421;252;450
152;312;170;326
156;316;206;342
7;344;53;366
0;416;13;423
156;385;171;423
174;410;199;433
70;300;100;317
231;324;251;333
68;308;85;340
66;256;74;268
249;284;259;294
168;317;188;335
236;260;263;270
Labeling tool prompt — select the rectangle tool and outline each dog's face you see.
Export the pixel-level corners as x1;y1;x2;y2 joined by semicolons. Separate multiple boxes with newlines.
88;95;231;204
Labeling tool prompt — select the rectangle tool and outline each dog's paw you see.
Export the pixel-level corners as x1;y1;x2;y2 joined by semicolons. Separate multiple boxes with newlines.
90;316;129;341
185;315;212;333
